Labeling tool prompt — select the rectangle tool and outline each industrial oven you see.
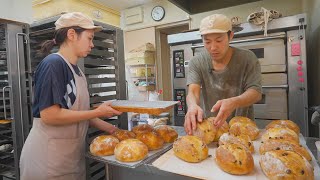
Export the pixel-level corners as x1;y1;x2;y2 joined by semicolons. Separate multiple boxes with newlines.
169;14;309;136
0;16;127;180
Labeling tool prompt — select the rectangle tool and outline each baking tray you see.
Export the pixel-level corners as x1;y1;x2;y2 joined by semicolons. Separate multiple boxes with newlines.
110;100;179;115
86;142;173;168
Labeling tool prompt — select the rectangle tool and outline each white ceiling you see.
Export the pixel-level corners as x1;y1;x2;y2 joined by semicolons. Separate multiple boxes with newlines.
94;0;154;11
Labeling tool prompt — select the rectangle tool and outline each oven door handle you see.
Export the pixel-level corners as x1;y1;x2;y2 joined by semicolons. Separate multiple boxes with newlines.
191;34;286;50
262;85;288;88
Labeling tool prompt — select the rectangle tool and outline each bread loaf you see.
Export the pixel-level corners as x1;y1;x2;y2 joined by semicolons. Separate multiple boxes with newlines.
136;131;164;150
192;117;217;144
259;139;312;161
229;122;259;140
154;125;178;143
173;136;208;163
266;120;300;135
215;143;254;175
132;124;153;135
213;121;229;142
114;139;148;162
113;129;136;141
90;135;119;156
219;133;254;153
229;116;256;126
260;150;314;180
261;127;299;143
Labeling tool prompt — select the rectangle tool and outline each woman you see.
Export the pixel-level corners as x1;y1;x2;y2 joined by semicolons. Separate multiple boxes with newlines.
20;12;121;180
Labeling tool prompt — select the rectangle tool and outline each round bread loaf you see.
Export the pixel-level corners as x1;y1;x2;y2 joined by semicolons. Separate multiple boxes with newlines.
261;127;299;143
215;143;254;175
173;135;208;163
113;129;136;141
90;135;119;156
259;139;312;161
260;150;314;180
132;124;153;135
266;120;300;135
213;121;229;142
192;117;217;144
229;122;259;140
219;133;254;153
114;139;148;162
136;131;164;150
154;125;178;143
229;116;256;126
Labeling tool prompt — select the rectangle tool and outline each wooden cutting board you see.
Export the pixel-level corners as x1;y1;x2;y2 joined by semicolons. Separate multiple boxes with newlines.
152;134;320;180
110;100;179;115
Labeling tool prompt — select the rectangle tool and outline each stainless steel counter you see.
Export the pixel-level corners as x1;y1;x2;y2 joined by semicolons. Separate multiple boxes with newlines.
104;126;320;180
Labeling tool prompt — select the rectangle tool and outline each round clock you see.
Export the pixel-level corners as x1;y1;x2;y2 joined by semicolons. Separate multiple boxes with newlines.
151;6;165;21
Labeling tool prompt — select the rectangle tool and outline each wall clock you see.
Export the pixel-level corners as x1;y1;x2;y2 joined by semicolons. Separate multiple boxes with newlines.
151;6;165;21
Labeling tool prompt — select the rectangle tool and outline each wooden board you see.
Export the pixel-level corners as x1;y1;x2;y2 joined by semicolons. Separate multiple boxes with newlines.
110;100;179;115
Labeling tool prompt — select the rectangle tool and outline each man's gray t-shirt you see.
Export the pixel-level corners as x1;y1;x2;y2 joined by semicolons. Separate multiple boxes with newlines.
187;47;262;121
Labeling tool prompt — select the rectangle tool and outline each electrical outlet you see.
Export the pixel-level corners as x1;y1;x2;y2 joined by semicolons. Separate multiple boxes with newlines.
291;43;301;56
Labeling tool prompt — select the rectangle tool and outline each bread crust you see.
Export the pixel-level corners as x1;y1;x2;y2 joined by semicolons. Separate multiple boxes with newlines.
90;135;119;156
114;139;148;162
173;135;208;163
136;131;164;150
266;120;300;135
192;117;217;144
259;139;312;161
215;143;254;175
113;129;136;141
260;150;314;180
154;125;178;143
261;127;299;143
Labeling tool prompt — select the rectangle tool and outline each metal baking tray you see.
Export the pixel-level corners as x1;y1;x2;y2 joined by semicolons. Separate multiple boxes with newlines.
110;100;179;115
86;143;173;168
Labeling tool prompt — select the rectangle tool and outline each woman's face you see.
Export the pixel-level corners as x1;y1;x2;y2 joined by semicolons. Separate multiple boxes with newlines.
73;29;95;58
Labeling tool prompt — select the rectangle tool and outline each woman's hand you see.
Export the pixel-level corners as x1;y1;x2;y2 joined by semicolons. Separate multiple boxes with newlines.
95;101;122;118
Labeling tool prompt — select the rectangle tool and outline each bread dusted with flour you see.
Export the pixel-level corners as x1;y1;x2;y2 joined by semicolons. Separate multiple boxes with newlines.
90;135;119;156
215;143;254;175
261;127;299;143
259;139;312;161
266;120;300;135
219;133;254;153
260;150;314;180
173;135;208;163
114;139;148;162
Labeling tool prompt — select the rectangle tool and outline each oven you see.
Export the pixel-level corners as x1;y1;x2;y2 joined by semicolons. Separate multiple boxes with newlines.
169;14;309;136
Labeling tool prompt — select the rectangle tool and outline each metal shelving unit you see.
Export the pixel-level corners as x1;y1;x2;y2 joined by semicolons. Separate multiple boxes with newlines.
0;16;127;180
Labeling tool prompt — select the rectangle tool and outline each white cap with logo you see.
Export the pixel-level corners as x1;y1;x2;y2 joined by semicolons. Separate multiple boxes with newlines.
55;12;102;32
199;14;232;35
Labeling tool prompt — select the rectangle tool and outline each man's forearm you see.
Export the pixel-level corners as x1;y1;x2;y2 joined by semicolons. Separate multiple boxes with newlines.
186;92;200;107
232;89;262;108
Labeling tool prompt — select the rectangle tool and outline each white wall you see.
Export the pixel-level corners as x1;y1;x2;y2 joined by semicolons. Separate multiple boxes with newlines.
0;0;33;23
121;0;189;31
190;0;302;29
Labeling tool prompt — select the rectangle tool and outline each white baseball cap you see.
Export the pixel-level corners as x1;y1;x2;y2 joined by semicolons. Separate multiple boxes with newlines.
199;14;232;35
55;12;102;32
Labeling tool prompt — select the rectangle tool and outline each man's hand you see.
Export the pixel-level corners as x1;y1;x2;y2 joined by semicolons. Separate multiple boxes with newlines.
211;97;238;128
184;105;204;135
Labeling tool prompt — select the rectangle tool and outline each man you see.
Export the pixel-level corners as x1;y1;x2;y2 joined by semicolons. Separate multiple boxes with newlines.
184;14;262;135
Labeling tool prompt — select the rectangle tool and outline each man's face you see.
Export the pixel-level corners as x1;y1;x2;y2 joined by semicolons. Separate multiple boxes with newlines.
202;32;233;62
